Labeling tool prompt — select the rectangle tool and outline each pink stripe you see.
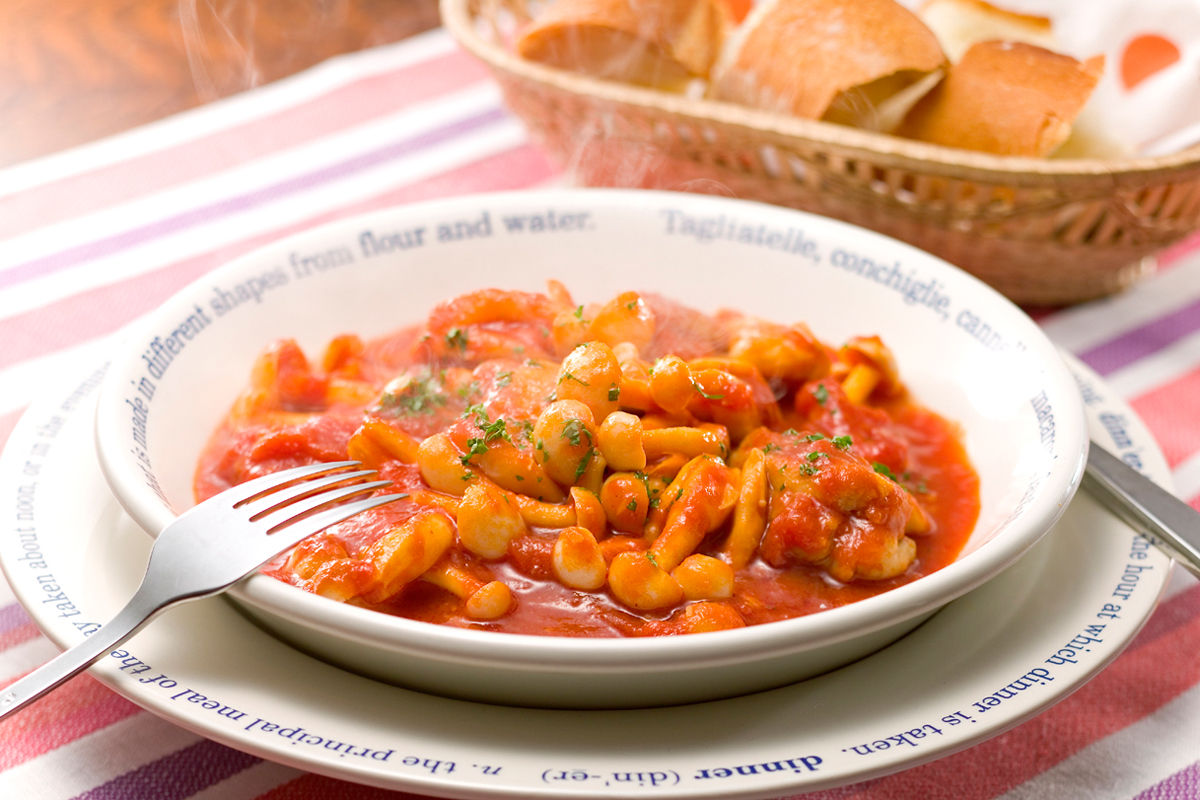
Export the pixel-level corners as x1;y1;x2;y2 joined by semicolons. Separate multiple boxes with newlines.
0;674;140;769
0;408;23;454
1157;230;1200;268
0;144;556;373
256;773;423;799
0;621;40;652
1130;366;1200;467
0;49;490;242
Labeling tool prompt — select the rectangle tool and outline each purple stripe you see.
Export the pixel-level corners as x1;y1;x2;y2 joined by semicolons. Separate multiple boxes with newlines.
1077;296;1200;376
0;602;31;635
0;106;509;291
71;739;259;800
1131;760;1200;799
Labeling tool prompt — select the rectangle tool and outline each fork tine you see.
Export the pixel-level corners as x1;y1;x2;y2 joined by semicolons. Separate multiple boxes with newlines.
219;461;363;506
258;480;394;531
247;493;403;562
239;469;376;518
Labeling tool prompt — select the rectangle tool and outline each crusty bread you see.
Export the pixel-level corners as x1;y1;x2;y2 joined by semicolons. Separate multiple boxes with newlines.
516;0;728;90
895;41;1104;156
919;0;1056;62
709;0;947;130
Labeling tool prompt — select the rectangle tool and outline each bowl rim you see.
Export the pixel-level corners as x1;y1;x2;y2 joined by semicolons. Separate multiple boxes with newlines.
94;187;1090;669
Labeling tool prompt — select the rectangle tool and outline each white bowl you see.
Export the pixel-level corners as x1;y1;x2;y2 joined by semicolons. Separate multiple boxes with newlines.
95;189;1087;709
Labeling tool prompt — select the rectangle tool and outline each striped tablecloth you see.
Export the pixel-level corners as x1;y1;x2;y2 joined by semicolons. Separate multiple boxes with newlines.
2;28;1199;800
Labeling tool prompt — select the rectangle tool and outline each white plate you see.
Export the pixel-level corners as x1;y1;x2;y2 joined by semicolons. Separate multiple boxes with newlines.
91;188;1089;707
0;357;1171;799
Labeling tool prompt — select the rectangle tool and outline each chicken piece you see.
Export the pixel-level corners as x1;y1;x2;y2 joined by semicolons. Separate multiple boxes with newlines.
758;432;919;582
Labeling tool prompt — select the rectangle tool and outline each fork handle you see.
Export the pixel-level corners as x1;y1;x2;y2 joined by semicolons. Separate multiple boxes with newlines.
0;588;165;721
1084;440;1200;578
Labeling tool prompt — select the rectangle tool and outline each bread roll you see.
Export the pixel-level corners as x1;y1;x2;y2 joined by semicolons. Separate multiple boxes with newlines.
895;41;1104;157
709;0;947;130
919;0;1056;62
516;0;729;90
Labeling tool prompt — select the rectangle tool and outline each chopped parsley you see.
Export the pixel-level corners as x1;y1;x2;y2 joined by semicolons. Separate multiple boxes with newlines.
635;471;662;509
377;372;446;416
832;435;853;450
814;384;829;406
804;433;826;442
874;462;899;481
608;384;620;402
626;500;638;511
574;446;596;481
559;371;590;387
573;305;585;320
477;416;513;445
460;438;490;465
495;371;513;388
445;327;469;353
901;471;929;494
762;443;780;454
561;418;588;448
457;406;513;465
692;380;725;400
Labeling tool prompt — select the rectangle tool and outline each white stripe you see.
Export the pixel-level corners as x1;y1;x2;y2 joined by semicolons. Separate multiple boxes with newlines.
0;637;59;684
0;94;524;323
0;335;119;418
1040;255;1200;354
1172;449;1200;503
189;760;303;800
0;29;458;200
1163;566;1200;602
1103;327;1200;400
0;711;202;800
997;680;1200;800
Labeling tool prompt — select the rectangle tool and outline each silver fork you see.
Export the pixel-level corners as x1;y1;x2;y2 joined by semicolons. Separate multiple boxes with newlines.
0;460;399;721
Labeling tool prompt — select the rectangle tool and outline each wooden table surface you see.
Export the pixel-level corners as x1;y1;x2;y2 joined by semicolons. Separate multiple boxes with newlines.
0;0;441;170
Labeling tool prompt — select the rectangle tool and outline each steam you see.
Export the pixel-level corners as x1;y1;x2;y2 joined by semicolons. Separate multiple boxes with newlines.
177;0;264;103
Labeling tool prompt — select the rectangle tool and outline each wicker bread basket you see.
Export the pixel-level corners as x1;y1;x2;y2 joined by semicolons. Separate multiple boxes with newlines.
443;0;1200;305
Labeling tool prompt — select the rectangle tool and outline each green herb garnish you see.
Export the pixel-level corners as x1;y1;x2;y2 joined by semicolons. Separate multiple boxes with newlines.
874;462;899;481
445;327;468;353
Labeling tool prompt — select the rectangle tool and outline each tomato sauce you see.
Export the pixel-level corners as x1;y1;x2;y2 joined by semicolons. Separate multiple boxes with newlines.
195;286;980;637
